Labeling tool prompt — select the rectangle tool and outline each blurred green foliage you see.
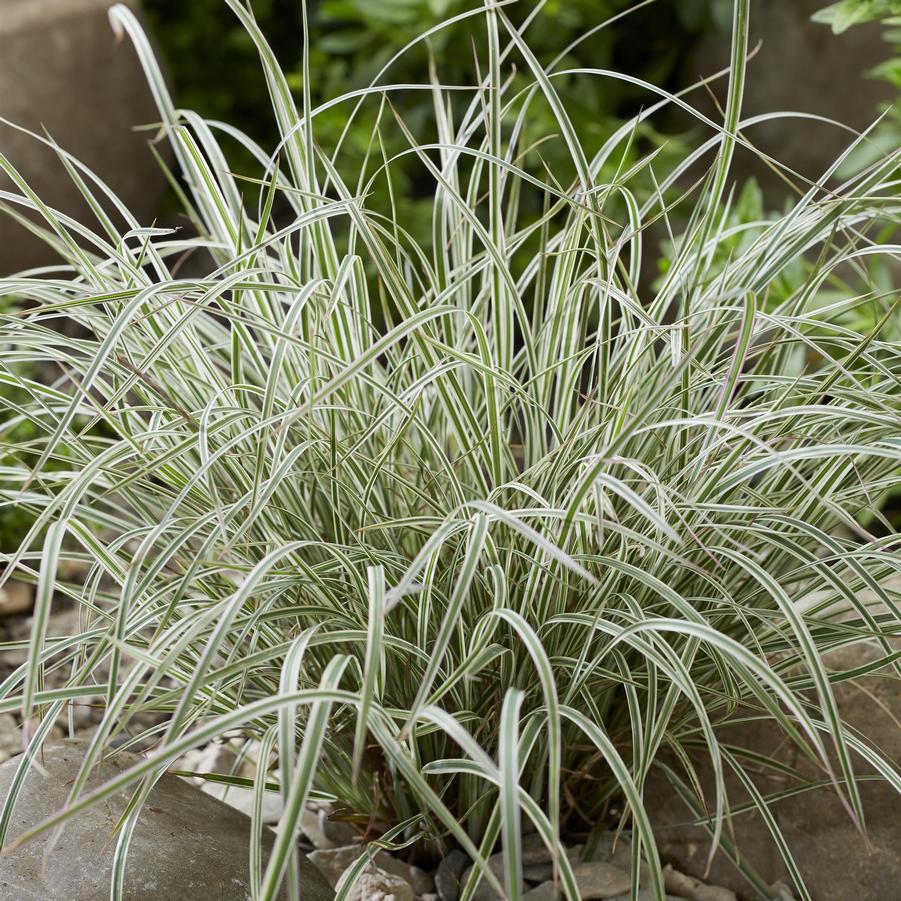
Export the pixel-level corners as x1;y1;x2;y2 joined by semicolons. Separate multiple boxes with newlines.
0;301;38;553
140;1;897;205
813;0;901;89
142;1;728;148
813;0;901;532
142;1;732;234
813;0;901;33
0;416;36;553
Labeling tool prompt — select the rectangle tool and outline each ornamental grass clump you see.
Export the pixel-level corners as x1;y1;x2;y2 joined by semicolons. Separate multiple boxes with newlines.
0;1;899;899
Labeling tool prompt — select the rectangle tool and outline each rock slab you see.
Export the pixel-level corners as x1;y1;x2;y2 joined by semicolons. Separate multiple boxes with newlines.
648;642;901;900
0;739;333;900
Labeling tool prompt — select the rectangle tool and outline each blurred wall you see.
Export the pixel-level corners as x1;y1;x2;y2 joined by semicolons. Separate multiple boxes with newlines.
685;0;895;202
0;0;167;274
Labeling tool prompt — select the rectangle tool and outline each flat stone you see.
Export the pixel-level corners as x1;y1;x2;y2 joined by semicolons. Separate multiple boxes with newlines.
584;834;649;888
523;862;646;901
2;608;100;678
381;856;433;895
56;696;100;732
513;834;590;885
176;739;284;824
301;806;337;849
309;845;366;887
310;804;358;848
298;803;358;850
768;881;796;901
189;739;243;776
463;846;630;901
0;739;333;900
0;0;167;274
520;832;558;865
647;642;901;900
606;894;683;901
202;780;284;824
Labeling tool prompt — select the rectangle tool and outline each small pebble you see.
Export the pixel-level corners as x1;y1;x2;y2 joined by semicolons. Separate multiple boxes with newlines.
301;806;336;849
523;844;583;883
311;843;433;895
691;886;737;901
344;865;414;901
663;863;699;896
522;881;560;901
310;845;368;888
461;855;519;901
435;849;469;901
571;860;632;899
520;832;558;865
0;581;33;616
